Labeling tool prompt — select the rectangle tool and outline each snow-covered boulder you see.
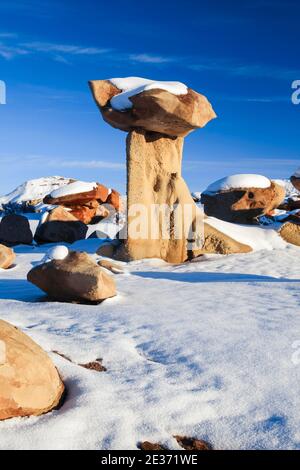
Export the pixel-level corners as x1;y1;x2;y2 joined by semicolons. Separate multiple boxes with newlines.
290;167;300;192
43;181;121;224
0;244;15;269
27;251;116;303
89;76;216;137
201;174;285;224
0;214;33;246
0;319;64;420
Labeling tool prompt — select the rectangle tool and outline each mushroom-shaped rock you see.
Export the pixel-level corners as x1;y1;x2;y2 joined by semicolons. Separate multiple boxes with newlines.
27;251;116;303
0;214;33;246
201;174;285;224
89;76;228;262
0;244;15;269
0;319;64;420
290;167;300;192
89;77;216;138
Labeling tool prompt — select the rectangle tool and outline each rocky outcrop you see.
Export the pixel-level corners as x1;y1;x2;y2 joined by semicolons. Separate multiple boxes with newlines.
0;244;15;269
201;181;285;224
0;319;64;420
43;182;121;224
90;77;248;262
0;214;33;245
27;251;116;303
279;222;300;246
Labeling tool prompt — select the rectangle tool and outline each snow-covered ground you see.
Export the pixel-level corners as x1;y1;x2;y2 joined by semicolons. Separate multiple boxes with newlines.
1;238;300;450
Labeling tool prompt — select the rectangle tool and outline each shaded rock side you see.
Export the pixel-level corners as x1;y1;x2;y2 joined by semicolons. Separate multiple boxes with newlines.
0;214;33;246
35;219;88;244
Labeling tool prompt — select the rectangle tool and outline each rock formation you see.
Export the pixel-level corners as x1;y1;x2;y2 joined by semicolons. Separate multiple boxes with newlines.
201;178;285;224
290;167;300;192
89;77;251;262
27;251;116;303
43;181;121;224
35;213;88;244
0;214;33;246
0;319;64;420
0;244;15;269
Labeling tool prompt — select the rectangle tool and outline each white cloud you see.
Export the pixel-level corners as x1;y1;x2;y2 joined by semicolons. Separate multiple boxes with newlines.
0;43;29;59
56;160;125;170
21;41;110;55
129;53;173;64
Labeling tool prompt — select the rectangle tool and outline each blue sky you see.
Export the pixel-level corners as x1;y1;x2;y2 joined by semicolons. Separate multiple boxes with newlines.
0;0;299;195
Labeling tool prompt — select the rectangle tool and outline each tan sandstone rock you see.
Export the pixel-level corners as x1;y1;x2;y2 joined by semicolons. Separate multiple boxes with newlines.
279;222;300;246
27;251;116;303
46;206;79;223
201;181;285;224
0;244;15;269
0;319;64;420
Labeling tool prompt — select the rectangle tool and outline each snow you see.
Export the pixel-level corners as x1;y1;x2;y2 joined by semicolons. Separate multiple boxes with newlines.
109;76;188;111
1;241;300;449
50;181;97;199
47;245;69;261
275;178;300;201
1;173;300;449
204;174;271;194
0;176;73;207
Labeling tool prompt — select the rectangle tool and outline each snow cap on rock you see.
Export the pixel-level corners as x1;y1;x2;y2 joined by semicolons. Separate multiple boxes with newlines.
204;174;271;194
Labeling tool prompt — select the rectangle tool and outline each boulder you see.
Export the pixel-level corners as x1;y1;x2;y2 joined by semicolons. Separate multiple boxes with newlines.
44;182;109;206
0;244;15;269
290;175;300;192
201;223;252;254
27;251;116;303
68;200;99;224
0;319;64;420
35;220;87;244
46;206;78;223
96;243;116;258
0;214;33;246
201;181;285;224
106;189;122;211
279;222;300;246
89;79;216;138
